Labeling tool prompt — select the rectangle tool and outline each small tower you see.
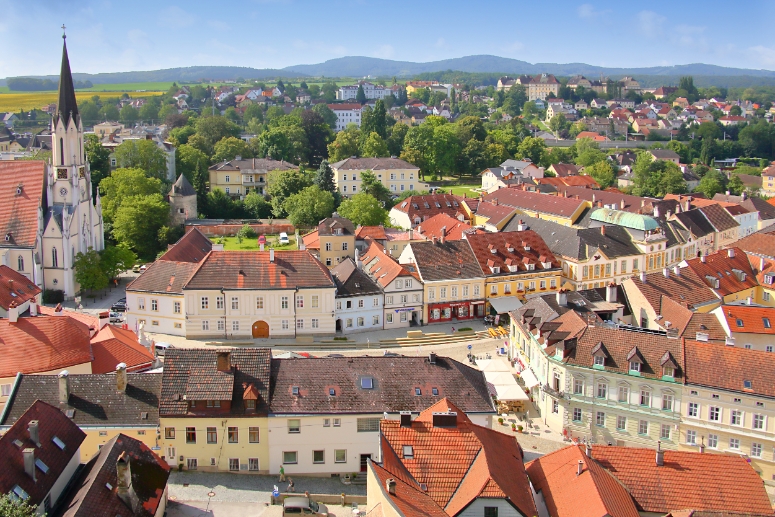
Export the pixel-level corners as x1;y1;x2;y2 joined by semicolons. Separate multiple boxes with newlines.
169;174;197;226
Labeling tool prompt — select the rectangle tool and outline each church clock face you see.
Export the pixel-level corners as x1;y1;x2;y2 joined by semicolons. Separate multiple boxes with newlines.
59;187;68;197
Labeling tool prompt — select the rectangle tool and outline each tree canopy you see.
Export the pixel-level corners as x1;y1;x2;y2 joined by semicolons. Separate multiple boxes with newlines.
337;193;389;226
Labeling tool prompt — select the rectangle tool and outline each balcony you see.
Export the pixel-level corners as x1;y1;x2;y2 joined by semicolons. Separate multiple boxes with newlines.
542;383;565;399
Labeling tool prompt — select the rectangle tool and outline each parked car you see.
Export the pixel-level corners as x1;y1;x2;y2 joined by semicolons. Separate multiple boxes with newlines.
279;232;290;245
139;264;149;271
111;301;127;312
154;342;173;357
132;265;141;273
109;312;124;323
283;497;328;516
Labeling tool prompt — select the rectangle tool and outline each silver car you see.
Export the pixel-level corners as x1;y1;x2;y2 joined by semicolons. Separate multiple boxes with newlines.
282;497;328;516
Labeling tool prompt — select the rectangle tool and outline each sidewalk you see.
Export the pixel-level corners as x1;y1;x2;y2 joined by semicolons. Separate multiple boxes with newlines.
52;271;139;315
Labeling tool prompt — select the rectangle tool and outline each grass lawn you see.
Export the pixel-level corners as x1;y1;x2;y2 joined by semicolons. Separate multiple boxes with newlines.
0;90;163;112
444;184;481;197
211;234;297;251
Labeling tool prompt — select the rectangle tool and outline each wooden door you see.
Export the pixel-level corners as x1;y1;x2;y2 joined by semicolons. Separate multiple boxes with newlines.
252;320;269;338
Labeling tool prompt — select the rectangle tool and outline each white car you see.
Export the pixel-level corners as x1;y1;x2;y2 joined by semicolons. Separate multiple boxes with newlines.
154;342;173;357
109;312;124;323
279;232;290;245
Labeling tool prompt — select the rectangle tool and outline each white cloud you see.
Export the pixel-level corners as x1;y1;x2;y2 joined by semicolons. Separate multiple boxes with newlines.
159;6;195;28
750;45;775;68
637;10;666;37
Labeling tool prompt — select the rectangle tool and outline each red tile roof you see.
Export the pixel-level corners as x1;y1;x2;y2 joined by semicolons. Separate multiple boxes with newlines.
370;462;447;517
465;230;559;276
683;248;758;296
392;194;468;221
526;445;640;517
360;241;417;288
416;213;477;241
0;400;86;506
0;316;93;377
37;305;99;333
483;189;586;218
90;325;154;374
0;161;45;248
301;230;320;250
0;265;41;311
685;339;775;397
183;250;334;290
591;445;773;515
473;200;517;224
161;228;212;263
330;157;418;171
380;399;536;517
356;225;388;241
549;163;580;177
731;227;775;259
625;267;718;315
722;305;775;335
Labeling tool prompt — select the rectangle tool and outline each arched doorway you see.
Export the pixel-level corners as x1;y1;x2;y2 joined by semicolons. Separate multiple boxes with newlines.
336;319;342;333
252;320;269;338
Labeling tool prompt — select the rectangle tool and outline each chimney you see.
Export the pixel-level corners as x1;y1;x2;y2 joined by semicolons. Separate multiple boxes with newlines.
640;271;647;283
620;198;625;209
117;451;140;512
23;448;36;481
260;243;264;252
699;437;706;453
592;193;596;203
747;296;753;305
116;363;128;392
655;441;664;466
59;370;70;404
8;304;18;323
606;283;617;303
600;225;606;236
663;268;669;279
408;229;413;240
98;311;110;330
700;255;706;263
29;302;38;316
684;200;690;212
675;202;682;213
653;205;660;218
556;289;568;306
760;257;765;271
217;351;231;372
673;265;680;276
577;460;584;476
742;191;748;200
728;248;735;258
386;478;396;495
641;200;645;208
28;420;40;446
585;443;592;458
429;352;437;364
269;248;275;263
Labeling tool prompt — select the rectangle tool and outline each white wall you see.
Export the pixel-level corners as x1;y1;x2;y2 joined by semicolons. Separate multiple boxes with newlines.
126;292;186;336
459;498;523;517
336;296;383;332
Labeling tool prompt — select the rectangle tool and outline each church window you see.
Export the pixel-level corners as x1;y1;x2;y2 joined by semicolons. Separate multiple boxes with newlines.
17;256;23;272
52;248;58;268
60;138;64;165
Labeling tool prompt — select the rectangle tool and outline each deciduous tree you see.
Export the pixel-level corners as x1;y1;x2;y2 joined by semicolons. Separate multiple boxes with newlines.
284;186;335;228
327;126;362;162
85;134;111;197
114;139;168;181
213;136;252;163
74;247;107;295
99;168;163;223
338;193;389;226
112;194;170;259
361;132;389;157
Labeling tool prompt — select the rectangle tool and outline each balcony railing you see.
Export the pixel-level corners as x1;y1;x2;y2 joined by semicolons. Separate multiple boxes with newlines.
542;383;566;399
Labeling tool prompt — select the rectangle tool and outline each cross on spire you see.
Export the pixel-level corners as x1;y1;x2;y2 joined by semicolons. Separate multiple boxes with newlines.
61;24;66;39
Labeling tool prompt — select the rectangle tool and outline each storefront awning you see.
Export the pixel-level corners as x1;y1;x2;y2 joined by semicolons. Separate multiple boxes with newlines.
489;296;523;314
520;368;540;389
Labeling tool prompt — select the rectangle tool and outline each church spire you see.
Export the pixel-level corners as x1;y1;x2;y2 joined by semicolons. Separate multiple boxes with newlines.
55;26;79;127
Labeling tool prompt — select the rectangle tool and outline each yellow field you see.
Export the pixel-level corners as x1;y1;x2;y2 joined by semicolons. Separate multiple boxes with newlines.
0;91;164;112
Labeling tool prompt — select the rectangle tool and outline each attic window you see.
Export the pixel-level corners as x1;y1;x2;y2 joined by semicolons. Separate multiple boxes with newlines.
141;412;149;420
593;355;605;367
4;233;10;242
452;201;459;207
435;202;441;208
12;439;23;449
292;386;300;396
629;361;641;373
736;319;744;328
764;318;771;329
401;202;408;208
52;436;65;450
361;377;374;389
402;445;414;459
11;485;29;501
65;409;75;418
744;380;753;389
35;459;49;474
329;388;336;396
432;387;439;396
423;202;430;209
415;388;422;396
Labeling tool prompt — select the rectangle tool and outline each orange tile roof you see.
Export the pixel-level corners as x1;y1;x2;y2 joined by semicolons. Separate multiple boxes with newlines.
483;189;586;218
473;201;517;224
360;241;417;287
733;227;775;259
370;462;447;517
722;305;775;335
0;161;45;248
416;213;477;241
683;248;758;296
526;445;640;517
356;225;388;241
626;267;718;315
465;230;559;276
591;445;773;515
380;398;536;517
301;230;320;250
38;305;99;332
90;325;154;374
0;265;41;310
685;339;775;398
0;315;93;377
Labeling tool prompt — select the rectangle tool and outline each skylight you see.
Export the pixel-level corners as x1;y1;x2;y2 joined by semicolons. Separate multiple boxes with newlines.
329;388;336;396
744;380;753;389
12;485;29;501
402;445;414;458
35;459;49;474
361;377;374;389
292;386;300;395
764;318;771;329
52;436;65;450
736;319;744;328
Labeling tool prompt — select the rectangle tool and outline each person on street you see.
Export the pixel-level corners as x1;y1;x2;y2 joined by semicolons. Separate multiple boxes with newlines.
279;465;286;482
287;478;295;493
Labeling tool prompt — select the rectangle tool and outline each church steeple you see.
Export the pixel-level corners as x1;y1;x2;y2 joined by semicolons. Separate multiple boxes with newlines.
54;26;79;128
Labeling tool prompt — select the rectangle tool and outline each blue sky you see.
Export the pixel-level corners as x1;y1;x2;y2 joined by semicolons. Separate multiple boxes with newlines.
2;0;775;77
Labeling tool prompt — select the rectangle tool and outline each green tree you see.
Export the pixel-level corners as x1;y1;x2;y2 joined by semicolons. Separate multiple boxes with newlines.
338;193;389;226
360;170;393;206
195;115;241;148
158;103;178;121
78;100;100;124
112;194;170;259
243;191;272;218
361;132;389;157
401;123;435;177
586;161;616;189
327;126;362;162
361;100;388;138
213;136;252;163
696;121;721;141
576;147;607;167
243;104;264;124
548;113;568;136
254;125;307;163
516;136;547;165
0;493;38;517
700;138;717;166
100;244;137;280
284;186;335;227
314;160;337;193
631;154;687;197
114;139;168;181
119;104;138;124
139;102;159;122
312;103;337;129
729;105;742;116
694;169;727;198
356;84;366;105
99;168;163;223
99;103;120;121
169;125;196;146
84;134;111;197
74;247;108;295
739;120;775;159
176;144;209;206
387;122;409;157
300;110;333;167
204;189;239;219
728;174;745;195
267;169;313;217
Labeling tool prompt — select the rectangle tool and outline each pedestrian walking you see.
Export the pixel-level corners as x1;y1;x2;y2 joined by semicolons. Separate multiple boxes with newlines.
287;477;295;493
279;465;286;482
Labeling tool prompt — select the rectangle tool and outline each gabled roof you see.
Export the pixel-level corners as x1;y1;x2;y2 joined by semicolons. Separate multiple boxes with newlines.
57;433;170;517
729;227;775;259
392;194;467;221
416;213;477;241
158;228;212;263
269;357;493;414
360;241;417;288
465;230;558;275
591;445;773;515
683;248;758;296
624;267;718;315
160;348;271;416
0;161;45;249
0;400;86;506
318;215;355;236
472;200;516;224
0;316;93;377
330;157;418;170
684;339;775;397
1;373;161;428
183;250;334;290
650;149;680;160
370;461;447;517
0;265;41;311
380;399;536;517
90;325;154;374
208;158;298;172
548;163;580;177
331;257;382;297
405;240;483;282
721;304;775;336
526;445;640;517
483;189;585;219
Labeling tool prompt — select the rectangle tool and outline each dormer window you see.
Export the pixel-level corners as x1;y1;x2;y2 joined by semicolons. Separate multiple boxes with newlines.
246;399;256;409
629;361;641;373
526;263;535;271
594;355;605;367
663;365;675;378
415;388;422;396
491;266;500;274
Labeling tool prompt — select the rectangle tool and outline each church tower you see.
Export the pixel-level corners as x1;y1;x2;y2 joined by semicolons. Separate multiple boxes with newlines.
42;28;105;299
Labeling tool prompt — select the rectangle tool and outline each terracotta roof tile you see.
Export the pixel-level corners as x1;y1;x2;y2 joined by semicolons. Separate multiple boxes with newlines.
0;316;93;377
473;201;516;224
0;400;86;506
685;339;775;397
0;265;41;311
416;213;477;241
331;258;382;297
361;241;417;288
301;230;320;250
624;267;718;315
731;227;775;259
404;240;483;282
549;163;580;177
465;230;559;276
682;312;727;343
330;157;419;171
526;445;640;517
90;325;154;374
591;445;773;515
355;225;388;241
0;161;45;249
159;228;212;263
370;462;447;517
683;248;758;296
483;189;586;218
392;194;468;221
318;216;355;236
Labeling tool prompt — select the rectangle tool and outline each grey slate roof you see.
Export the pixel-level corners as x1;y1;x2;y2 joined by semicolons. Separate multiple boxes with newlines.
406;240;484;282
170;174;196;196
331;257;382;298
1;373;161;427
